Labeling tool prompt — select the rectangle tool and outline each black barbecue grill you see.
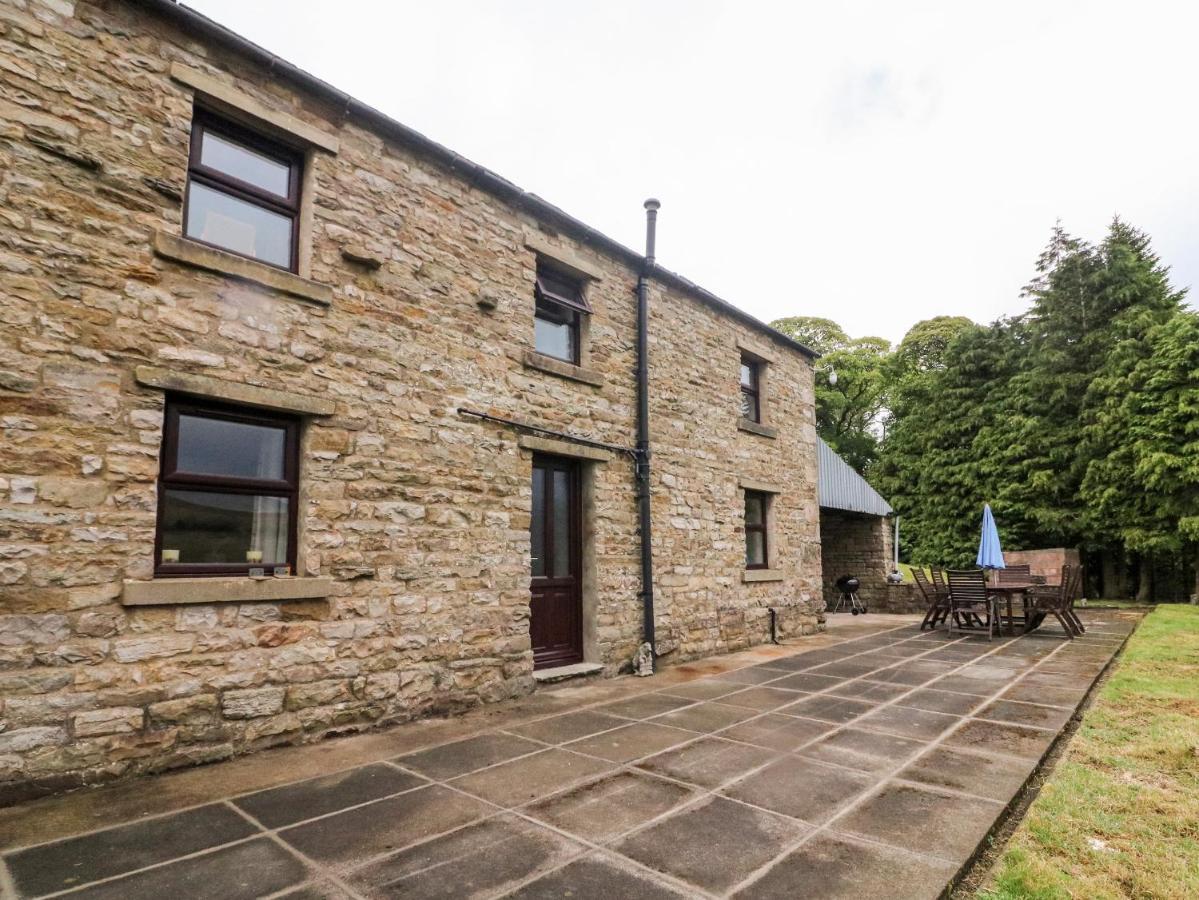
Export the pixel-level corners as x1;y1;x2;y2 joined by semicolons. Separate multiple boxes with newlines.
830;574;867;615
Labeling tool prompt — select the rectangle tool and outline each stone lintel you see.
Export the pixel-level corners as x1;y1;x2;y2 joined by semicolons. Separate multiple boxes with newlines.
738;418;778;439
742;569;785;583
522;350;605;387
522;230;605;281
169;63;340;154
122;576;334;606
134;366;335;416
153;231;333;306
517;434;612;463
736;340;777;365
738;477;783;494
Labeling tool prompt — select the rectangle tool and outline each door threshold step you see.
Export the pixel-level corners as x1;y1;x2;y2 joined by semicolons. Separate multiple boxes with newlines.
533;662;605;684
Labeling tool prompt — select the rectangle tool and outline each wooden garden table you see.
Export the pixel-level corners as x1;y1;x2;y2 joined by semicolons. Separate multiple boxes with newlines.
987;583;1037;635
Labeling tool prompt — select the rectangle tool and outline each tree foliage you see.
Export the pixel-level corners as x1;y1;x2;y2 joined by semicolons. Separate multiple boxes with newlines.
770;316;891;472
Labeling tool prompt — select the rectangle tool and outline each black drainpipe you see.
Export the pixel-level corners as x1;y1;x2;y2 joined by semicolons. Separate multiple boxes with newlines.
636;199;660;666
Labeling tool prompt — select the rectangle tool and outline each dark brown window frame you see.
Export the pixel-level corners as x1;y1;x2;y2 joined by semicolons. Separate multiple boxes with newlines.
744;489;769;570
740;354;762;423
154;396;300;578
183;109;304;273
533;262;590;365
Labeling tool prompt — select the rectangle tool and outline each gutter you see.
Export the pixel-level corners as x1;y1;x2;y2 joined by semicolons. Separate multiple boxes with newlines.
131;0;820;363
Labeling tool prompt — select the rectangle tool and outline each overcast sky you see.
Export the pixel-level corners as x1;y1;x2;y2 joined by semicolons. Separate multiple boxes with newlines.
188;0;1198;344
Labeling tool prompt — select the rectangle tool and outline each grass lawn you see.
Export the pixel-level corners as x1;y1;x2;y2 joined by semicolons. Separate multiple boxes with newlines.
979;605;1199;899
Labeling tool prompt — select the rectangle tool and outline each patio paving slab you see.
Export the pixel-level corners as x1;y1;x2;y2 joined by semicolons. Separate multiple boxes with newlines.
781;694;878;724
595;693;692;720
506;709;631;744
450;748;615;807
796;727;928;774
234;763;426;829
856;704;963;741
827;680;911;702
564;722;696;764
719;686;807;711
526;771;695;842
722;757;877;823
715;713;838;753
899;745;1035;802
635;736;778;789
977;698;1076;731
998;681;1086;707
931;673;1001;696
713;666;789;685
837;781;1004;862
650;700;760;733
657;679;745;701
734;832;958;900
768;671;843;692
346;814;582;899
506;853;689;899
395;733;544;780
806;659;885;679
945;719;1057;760
61;837;310;900
277;784;493;868
896;687;985;716
6;803;257;897
615;795;809;893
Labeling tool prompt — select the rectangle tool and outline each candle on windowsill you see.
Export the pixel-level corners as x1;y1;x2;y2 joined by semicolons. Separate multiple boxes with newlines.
162;549;180;563
246;550;263;563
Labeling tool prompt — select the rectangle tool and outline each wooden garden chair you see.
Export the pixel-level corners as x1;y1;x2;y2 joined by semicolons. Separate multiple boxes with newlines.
932;567;982;628
1025;564;1082;638
997;564;1032;584
946;569;999;639
914;568;950;630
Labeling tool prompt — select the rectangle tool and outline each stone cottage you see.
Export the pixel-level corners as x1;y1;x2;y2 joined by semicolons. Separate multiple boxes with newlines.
0;0;824;800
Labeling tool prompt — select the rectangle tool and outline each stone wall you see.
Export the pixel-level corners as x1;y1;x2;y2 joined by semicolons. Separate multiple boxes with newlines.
818;509;893;613
0;0;822;800
1004;549;1081;584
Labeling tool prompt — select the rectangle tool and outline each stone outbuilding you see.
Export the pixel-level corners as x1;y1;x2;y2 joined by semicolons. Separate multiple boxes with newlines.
816;438;908;613
0;0;827;799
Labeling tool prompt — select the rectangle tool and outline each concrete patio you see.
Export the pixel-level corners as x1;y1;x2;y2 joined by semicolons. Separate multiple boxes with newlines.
0;611;1138;900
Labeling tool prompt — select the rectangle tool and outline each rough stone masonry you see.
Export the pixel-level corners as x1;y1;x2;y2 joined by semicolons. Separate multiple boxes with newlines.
0;0;824;801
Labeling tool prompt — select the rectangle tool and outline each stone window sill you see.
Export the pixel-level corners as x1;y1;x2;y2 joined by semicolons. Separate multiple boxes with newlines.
153;231;333;307
122;576;333;607
522;350;604;387
743;569;785;583
738;417;778;439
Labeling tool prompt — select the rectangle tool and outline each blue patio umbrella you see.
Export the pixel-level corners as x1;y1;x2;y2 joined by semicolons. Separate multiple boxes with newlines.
976;504;1006;571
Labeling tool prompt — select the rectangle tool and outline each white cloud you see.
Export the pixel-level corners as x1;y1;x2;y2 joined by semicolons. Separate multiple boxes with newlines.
188;0;1198;342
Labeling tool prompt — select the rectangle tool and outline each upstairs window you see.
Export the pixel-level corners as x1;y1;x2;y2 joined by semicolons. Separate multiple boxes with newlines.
534;263;589;364
156;398;299;576
185;110;303;271
744;490;769;569
740;355;761;422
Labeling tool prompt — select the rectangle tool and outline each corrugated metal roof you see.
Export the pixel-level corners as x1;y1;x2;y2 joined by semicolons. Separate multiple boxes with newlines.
817;437;893;516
